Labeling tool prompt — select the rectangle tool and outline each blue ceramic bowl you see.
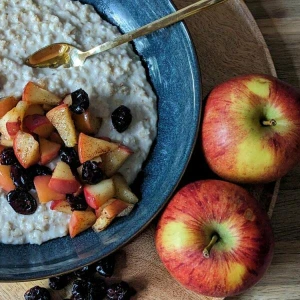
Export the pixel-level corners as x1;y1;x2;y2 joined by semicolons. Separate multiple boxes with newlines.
0;0;201;280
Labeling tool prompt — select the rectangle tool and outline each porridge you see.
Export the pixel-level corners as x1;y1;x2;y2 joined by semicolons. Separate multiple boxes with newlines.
0;0;157;244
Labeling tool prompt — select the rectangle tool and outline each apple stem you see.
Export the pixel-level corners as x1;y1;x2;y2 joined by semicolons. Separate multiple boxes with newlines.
203;234;219;259
262;119;277;126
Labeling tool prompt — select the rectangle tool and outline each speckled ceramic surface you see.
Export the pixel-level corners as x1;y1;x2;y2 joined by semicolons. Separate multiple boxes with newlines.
0;0;201;280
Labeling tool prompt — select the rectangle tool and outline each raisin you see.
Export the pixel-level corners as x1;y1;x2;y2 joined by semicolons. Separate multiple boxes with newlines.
24;286;51;300
70;88;90;114
72;279;89;300
94;254;115;277
66;193;88;211
0;148;19;165
106;281;135;300
81;161;104;185
87;278;107;300
49;274;71;290
7;189;37;215
29;165;52;177
111;105;132;133
10;165;34;191
60;146;81;169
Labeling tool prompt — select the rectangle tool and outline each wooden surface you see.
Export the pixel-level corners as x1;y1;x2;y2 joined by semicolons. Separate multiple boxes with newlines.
1;0;300;299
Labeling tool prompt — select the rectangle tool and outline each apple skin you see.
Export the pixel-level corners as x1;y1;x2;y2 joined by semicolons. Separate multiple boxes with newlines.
201;74;300;184
155;180;274;298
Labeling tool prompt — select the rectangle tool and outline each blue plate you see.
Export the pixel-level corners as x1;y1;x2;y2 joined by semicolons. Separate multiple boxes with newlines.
0;0;201;280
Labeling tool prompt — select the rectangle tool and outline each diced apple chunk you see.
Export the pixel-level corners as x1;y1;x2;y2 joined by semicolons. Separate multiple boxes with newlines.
49;132;64;145
25;104;44;117
39;138;61;165
112;173;139;204
83;178;115;209
49;161;81;194
50;199;72;214
13;131;40;168
0;165;15;192
0;96;19;118
0;101;28;139
101;144;133;177
78;133;118;163
46;104;77;147
69;210;97;238
34;175;66;203
23;114;54;138
73;109;102;135
93;198;132;232
22;82;61;105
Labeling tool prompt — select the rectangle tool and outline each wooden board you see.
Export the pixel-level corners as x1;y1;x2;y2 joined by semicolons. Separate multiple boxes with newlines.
0;0;279;299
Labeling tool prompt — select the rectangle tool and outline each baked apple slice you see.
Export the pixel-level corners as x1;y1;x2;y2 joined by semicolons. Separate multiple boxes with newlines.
101;144;133;177
83;178;115;209
23;114;54;138
73;109;102;135
24;104;44;117
112;173;139;204
50;199;72;214
93;198;133;232
39;138;61;165
13;131;40;168
34;175;66;203
0;96;19;118
78;133;118;163
69;210;97;238
46;104;77;147
22;82;61;105
0;165;16;192
48;161;81;194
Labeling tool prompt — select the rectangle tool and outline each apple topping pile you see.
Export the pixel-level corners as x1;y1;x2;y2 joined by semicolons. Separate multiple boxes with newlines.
0;81;139;238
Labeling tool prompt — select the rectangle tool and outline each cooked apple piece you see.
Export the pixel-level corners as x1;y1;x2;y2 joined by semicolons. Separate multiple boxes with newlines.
101;144;133;177
13;131;40;168
42;104;55;112
69;210;97;238
49;161;81;194
34;175;66;203
0;137;13;147
93;198;132;232
39;138;61;165
46;104;77;147
78;133;118;163
0;101;28;139
50;199;72;214
94;198;133;218
73;109;102;135
25;104;44;117
49;131;64;145
23;114;55;138
22;82;61;105
112;173;139;204
0;96;19;118
83;178;115;209
0;165;15;192
62;94;72;106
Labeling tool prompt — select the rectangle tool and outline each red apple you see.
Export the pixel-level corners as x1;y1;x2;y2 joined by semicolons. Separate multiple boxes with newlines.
50;199;72;214
69;210;97;238
24;104;45;117
73;109;102;135
155;180;274;298
201;74;300;184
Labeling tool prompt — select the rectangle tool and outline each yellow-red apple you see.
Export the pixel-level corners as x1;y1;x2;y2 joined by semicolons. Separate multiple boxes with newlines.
155;180;274;298
0;165;16;192
23;114;54;138
73;109;102;135
50;199;72;214
69;210;97;238
0;96;19;118
202;74;300;183
39;138;61;165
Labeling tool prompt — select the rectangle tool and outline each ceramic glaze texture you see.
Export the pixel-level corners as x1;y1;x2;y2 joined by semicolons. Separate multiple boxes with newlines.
0;0;201;280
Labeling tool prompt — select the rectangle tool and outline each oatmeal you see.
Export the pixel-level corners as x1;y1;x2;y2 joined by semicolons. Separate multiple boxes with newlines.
0;0;157;244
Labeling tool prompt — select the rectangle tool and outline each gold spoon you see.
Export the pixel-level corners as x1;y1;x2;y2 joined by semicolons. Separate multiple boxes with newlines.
25;0;227;68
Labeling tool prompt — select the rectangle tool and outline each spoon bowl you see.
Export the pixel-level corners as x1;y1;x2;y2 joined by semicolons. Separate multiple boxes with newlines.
25;0;227;68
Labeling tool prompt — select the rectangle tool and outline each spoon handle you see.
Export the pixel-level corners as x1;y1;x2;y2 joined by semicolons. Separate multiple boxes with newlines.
83;0;227;57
